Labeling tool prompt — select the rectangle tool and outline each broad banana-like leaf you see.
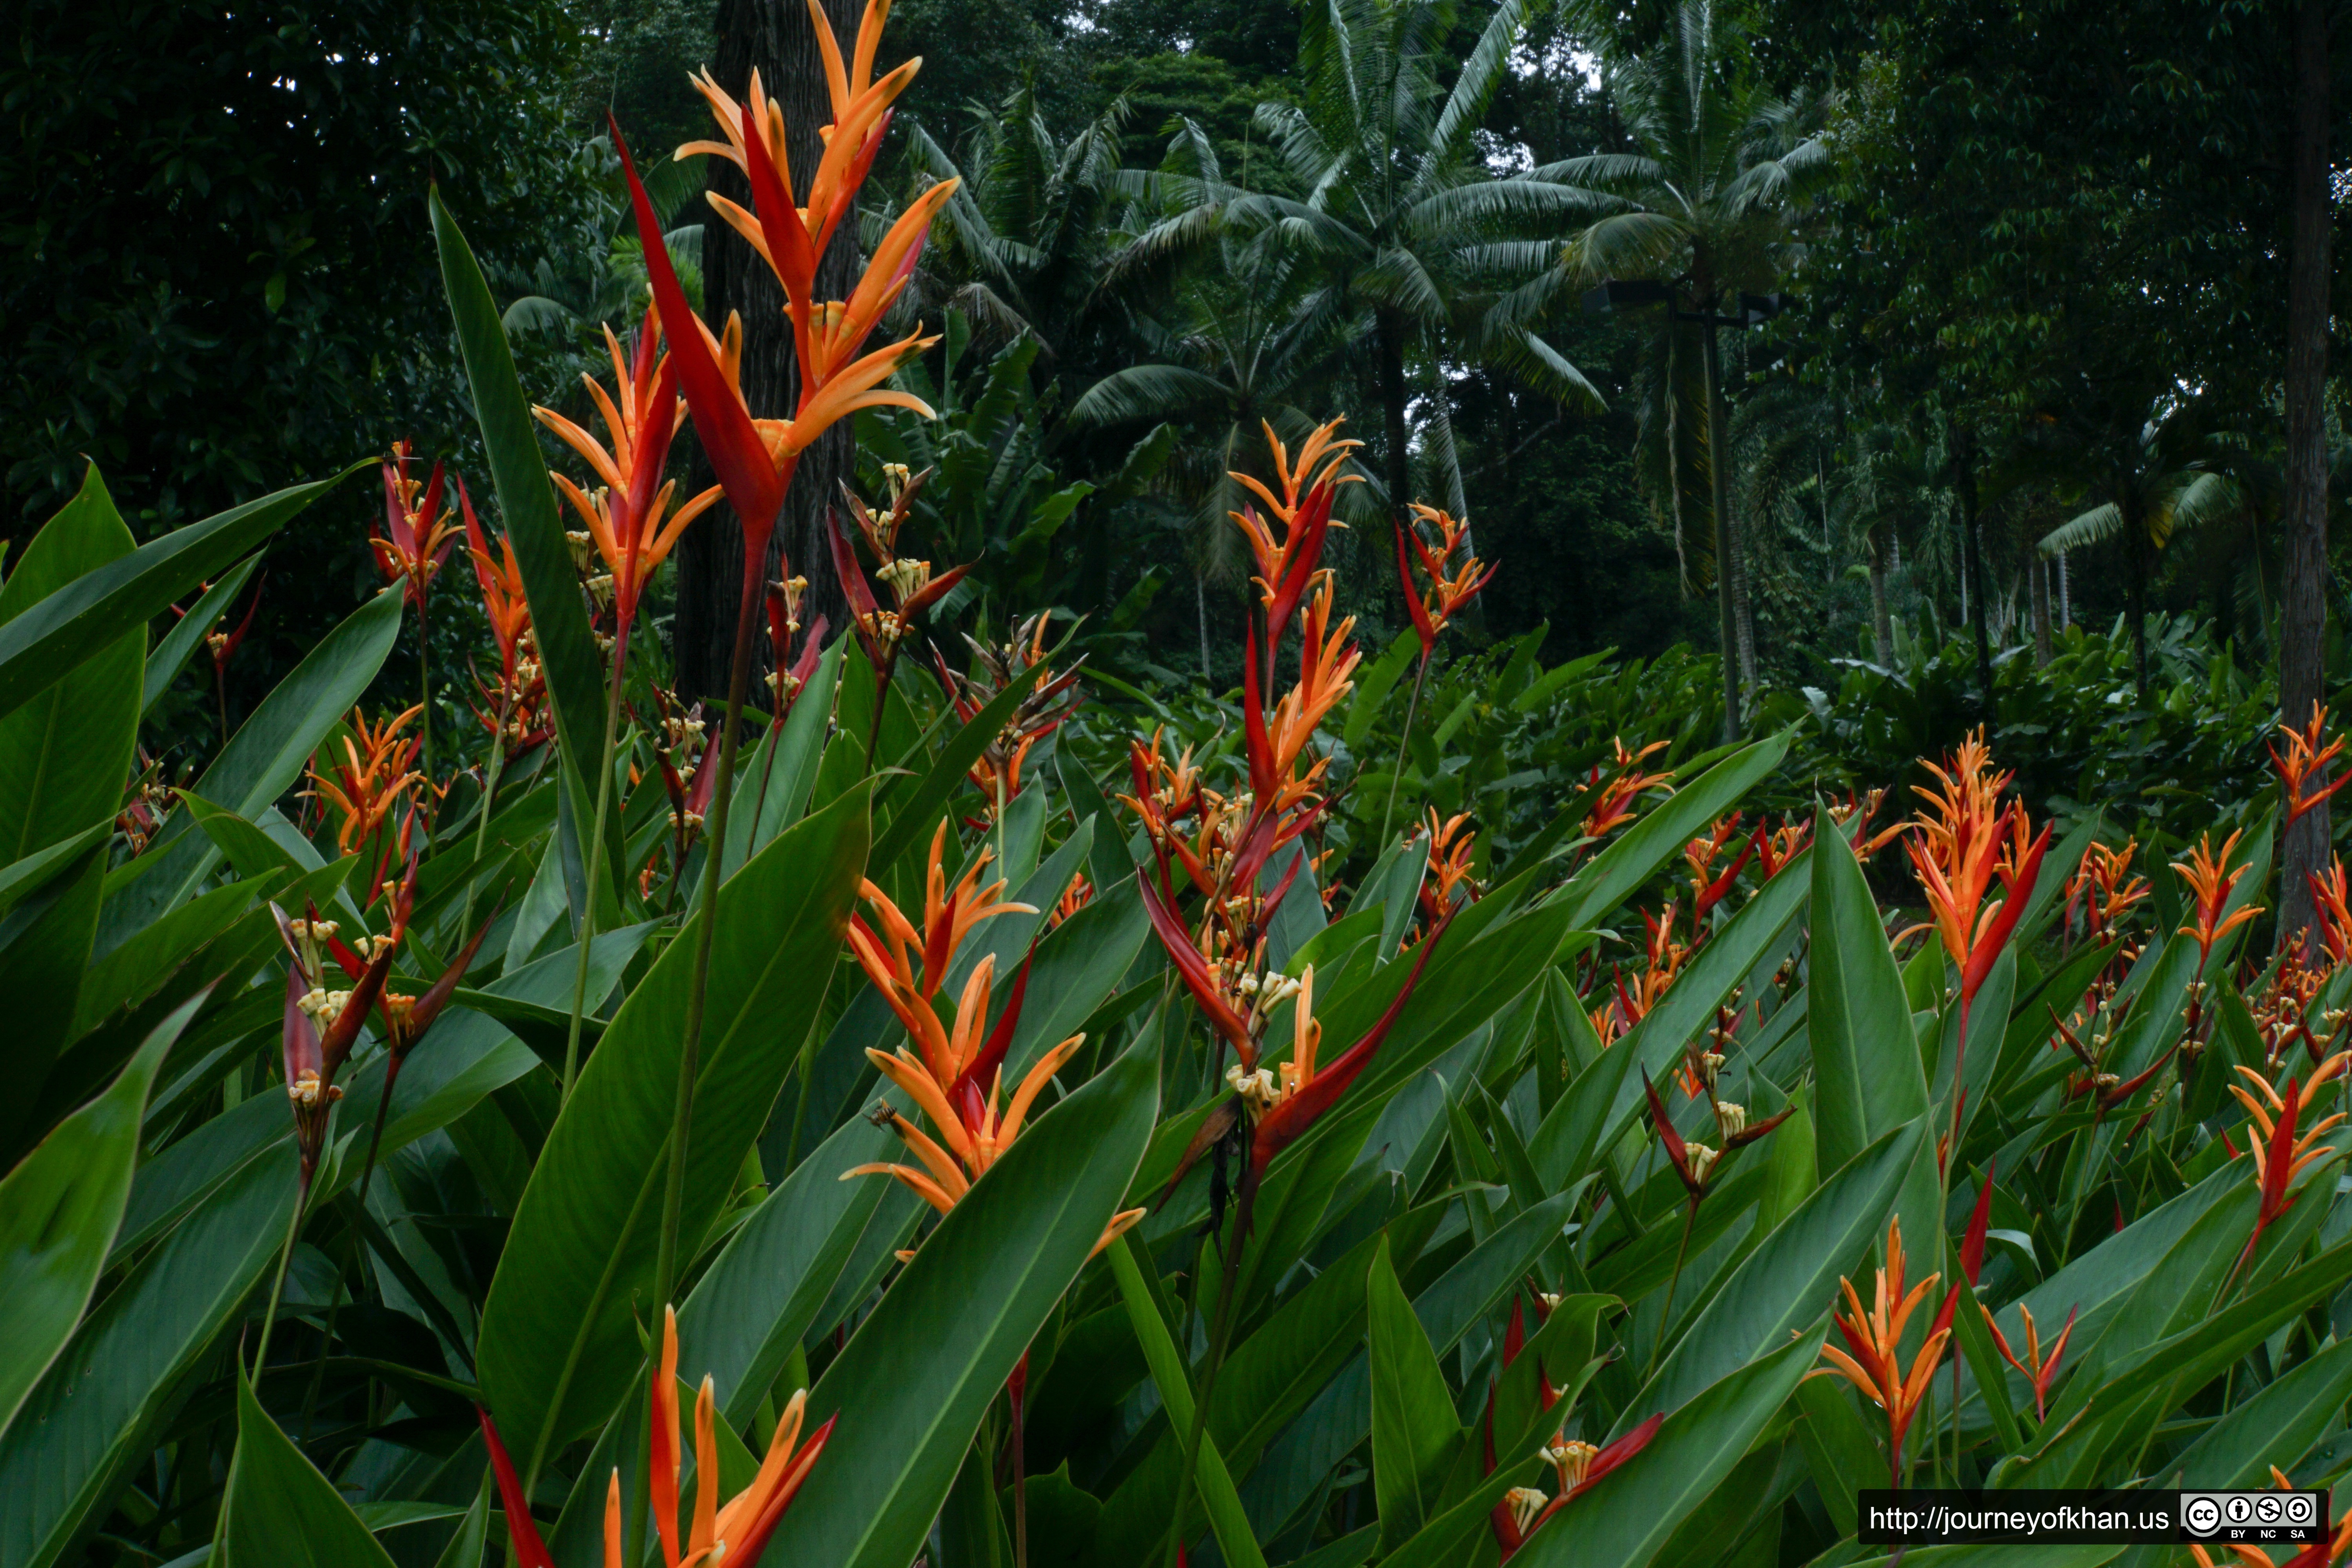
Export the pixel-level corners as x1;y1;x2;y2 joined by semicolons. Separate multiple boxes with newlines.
0;999;193;1443
221;1370;398;1567
759;1029;1160;1568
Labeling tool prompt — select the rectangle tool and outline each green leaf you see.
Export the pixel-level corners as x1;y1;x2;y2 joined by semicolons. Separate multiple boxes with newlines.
1368;1235;1461;1549
1635;1118;1924;1423
0;998;192;1442
0;1144;299;1568
760;1030;1160;1568
0;466;142;861
1809;821;1927;1173
98;586;404;946
2156;1334;2352;1488
430;188;614;893
0;462;350;730
221;1370;398;1568
677;1112;898;1428
0;845;106;1167
721;641;845;871
1106;1234;1271;1568
1554;730;1791;929
477;787;869;1474
0;824;109;921
1511;1328;1823;1568
141;557;258;716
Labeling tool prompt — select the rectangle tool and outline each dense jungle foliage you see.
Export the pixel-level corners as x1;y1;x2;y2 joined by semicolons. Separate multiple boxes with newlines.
8;1;2352;1567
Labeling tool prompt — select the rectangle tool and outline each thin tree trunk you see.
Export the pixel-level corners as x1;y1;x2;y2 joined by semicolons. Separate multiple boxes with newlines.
2058;549;2070;627
2282;0;2334;954
2128;517;2151;699
2030;550;2053;666
1699;315;1743;741
1868;522;1893;665
1954;429;1993;703
675;0;863;703
1197;571;1212;679
1376;307;1412;526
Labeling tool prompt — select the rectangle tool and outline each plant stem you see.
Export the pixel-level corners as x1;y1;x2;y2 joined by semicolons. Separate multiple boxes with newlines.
561;621;632;1103
1947;992;1971;1178
1166;1178;1250;1568
1379;655;1431;847
458;697;513;942
417;604;433;789
210;1171;312;1560
1648;1202;1697;1382
652;571;759;1316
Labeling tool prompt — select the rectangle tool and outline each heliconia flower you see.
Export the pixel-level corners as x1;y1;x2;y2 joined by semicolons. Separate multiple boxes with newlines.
1981;1299;2077;1422
479;1306;834;1568
1809;1216;1948;1487
2272;706;2350;827
1582;737;1673;840
307;704;425;857
1905;732;2051;1007
459;479;531;687
2174;829;2263;969
680;0;958;411
372;443;459;614
173;570;265;681
829;473;971;667
2230;1054;2350;1272
1752;816;1811;880
935;612;1084;818
619;107;943;588
1394;502;1498;662
534;308;722;641
764;575;828;720
1230;418;1359;646
1418;809;1479;925
1641;1068;1789;1207
1489;1415;1664;1557
2065;838;2148;944
1684;813;1757;923
844;822;1034;1087
1050;873;1092;928
274;884;408;1182
1258;577;1360;787
2312;857;2352;965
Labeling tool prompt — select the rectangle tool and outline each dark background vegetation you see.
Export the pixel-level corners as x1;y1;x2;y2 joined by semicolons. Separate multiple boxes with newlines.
2;0;2345;743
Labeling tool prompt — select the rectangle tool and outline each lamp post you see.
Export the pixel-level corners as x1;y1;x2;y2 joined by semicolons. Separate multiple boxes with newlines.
1586;281;1785;742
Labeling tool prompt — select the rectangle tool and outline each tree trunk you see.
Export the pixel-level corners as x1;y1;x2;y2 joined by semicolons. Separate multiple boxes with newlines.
674;0;863;703
1699;316;1742;742
2128;515;2151;699
2282;0;2335;954
2030;550;2053;666
2057;548;2070;628
1868;521;1894;665
1954;429;1993;705
1376;307;1412;526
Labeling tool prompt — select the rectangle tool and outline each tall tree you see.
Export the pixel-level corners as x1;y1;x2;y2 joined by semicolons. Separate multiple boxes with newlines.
672;0;864;701
1544;0;1827;739
2282;0;2334;951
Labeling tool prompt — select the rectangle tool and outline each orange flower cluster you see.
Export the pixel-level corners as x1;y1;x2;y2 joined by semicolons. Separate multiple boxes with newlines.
535;309;721;641
1905;732;2051;1008
1811;1216;1949;1487
483;1307;833;1568
1582;737;1673;840
2174;829;2262;969
1231;418;1360;642
842;826;1143;1258
308;705;425;857
372;442;459;614
2272;706;2350;826
1395;502;1497;662
2230;1053;2350;1272
2064;838;2148;944
1418;809;1479;926
935;612;1083;822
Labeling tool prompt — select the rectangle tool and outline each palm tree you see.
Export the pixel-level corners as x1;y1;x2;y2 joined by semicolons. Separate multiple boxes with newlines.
1066;209;1361;675
1220;0;1602;522
2032;397;2236;695
1538;0;1828;739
